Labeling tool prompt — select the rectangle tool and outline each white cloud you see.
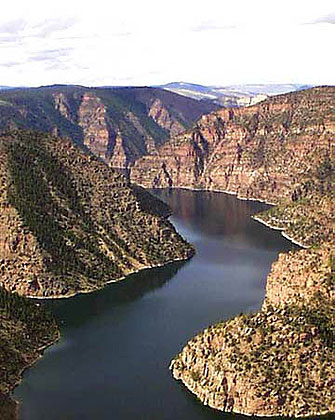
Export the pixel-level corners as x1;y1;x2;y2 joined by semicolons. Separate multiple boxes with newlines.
0;0;334;86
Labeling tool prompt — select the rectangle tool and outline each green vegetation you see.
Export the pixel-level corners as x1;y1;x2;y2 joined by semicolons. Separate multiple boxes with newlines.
0;130;193;298
171;86;335;418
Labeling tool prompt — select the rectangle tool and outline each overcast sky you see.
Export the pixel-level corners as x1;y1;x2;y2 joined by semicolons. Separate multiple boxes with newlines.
0;0;334;87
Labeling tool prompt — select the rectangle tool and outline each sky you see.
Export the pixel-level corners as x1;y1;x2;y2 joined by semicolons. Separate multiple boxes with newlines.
0;0;334;87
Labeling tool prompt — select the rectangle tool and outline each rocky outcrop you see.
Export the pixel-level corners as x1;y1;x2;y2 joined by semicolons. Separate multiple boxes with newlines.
109;131;128;168
53;92;75;123
0;130;193;298
264;244;335;307
148;98;185;136
131;87;335;204
254;192;335;247
78;93;113;162
171;245;335;417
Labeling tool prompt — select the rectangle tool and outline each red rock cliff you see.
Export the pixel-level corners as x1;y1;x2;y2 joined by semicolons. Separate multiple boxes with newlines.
131;87;335;204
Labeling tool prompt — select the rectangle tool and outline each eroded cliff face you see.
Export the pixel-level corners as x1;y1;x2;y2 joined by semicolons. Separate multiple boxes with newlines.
50;89;209;169
78;93;113;162
264;245;335;307
53;92;75;123
76;93;188;168
171;245;335;417
131;87;335;204
148;98;185;136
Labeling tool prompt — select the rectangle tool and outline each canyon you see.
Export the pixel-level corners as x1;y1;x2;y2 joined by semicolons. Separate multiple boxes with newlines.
0;85;335;418
131;86;335;246
164;87;335;417
0;130;194;298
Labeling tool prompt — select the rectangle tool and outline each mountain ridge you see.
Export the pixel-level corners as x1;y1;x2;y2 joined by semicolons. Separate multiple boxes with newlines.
0;85;217;169
0;130;194;298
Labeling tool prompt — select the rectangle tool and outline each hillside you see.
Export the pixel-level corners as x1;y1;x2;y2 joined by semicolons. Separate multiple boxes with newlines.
0;86;217;168
158;87;335;417
0;130;194;298
171;245;335;417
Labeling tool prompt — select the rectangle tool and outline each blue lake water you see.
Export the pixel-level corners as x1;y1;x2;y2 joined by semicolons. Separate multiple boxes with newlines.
14;189;295;420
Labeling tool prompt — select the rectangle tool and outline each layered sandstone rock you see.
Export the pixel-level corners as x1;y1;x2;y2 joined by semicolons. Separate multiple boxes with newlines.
53;92;75;123
109;131;128;168
148;98;185;136
0;86;215;170
131;87;335;204
78;93;113;162
166;87;335;417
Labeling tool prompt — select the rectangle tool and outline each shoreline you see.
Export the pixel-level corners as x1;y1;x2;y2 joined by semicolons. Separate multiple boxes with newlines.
150;184;309;249
11;186;310;419
142;183;278;206
252;216;309;248
7;330;61;420
25;254;192;300
167;188;325;417
8;214;194;417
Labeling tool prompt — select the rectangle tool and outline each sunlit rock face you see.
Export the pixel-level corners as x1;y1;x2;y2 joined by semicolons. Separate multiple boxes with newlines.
131;86;335;204
171;244;335;418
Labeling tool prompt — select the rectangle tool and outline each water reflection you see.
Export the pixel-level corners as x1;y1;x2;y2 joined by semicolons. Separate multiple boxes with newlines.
44;261;187;327
153;188;292;251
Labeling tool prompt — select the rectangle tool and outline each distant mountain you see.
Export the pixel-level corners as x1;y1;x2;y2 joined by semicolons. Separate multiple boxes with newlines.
0;85;217;168
158;82;314;107
223;83;313;96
